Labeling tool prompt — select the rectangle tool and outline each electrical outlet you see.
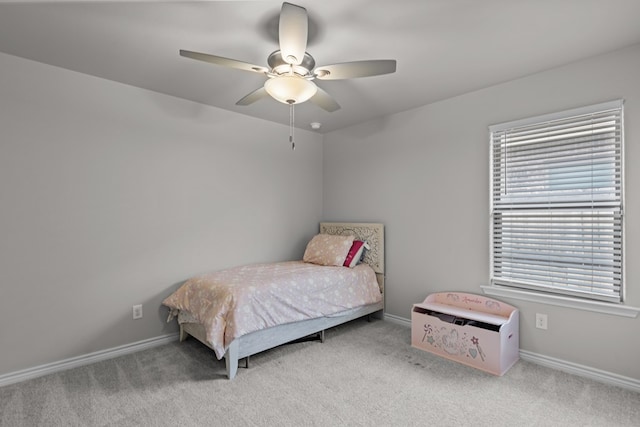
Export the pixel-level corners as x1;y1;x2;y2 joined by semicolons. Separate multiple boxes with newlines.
133;304;143;320
535;313;548;330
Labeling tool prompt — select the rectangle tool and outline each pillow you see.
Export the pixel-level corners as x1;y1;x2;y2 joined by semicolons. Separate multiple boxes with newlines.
303;234;355;267
343;240;367;268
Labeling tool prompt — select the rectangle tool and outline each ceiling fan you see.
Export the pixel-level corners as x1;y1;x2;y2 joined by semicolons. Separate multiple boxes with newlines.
179;2;397;113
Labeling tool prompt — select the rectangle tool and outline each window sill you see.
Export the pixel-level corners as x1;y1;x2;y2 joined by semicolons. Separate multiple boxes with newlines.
480;285;640;318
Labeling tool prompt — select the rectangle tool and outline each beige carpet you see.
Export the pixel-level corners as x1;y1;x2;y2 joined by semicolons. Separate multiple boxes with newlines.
1;319;638;426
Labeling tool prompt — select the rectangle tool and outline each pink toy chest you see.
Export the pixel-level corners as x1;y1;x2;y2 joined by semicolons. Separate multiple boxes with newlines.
411;292;519;376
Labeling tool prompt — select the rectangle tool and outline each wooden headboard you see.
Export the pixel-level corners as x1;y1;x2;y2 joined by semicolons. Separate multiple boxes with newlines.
320;222;385;294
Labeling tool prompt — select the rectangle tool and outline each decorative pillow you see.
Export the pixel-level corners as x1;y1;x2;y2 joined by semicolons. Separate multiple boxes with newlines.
303;234;355;267
343;240;367;268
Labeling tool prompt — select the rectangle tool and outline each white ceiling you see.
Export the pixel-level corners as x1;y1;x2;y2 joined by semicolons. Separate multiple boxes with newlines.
2;0;640;133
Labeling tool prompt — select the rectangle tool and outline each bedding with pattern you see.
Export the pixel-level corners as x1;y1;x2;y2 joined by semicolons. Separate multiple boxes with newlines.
162;260;382;359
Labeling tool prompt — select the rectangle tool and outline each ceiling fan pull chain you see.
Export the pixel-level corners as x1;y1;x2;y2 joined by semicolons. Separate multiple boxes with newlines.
289;101;295;150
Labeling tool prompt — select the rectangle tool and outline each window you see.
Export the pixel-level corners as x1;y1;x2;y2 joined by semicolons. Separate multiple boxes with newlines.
490;100;623;303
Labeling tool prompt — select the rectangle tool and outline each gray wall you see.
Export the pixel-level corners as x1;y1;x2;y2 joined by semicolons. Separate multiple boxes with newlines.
3;42;639;383
323;44;640;380
0;53;323;376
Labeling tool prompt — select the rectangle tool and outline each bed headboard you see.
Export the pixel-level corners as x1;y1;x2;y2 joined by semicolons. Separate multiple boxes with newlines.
320;222;385;293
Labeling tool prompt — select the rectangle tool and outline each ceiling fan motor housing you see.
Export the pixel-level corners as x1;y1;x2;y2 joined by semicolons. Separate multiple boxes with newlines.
267;50;316;77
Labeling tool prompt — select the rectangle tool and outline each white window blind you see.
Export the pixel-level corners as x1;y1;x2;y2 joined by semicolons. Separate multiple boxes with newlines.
490;100;623;303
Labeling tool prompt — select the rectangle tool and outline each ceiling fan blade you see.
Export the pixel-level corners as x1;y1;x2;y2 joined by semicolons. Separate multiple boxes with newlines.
236;87;269;106
279;2;308;65
179;50;268;74
309;87;340;112
315;60;397;80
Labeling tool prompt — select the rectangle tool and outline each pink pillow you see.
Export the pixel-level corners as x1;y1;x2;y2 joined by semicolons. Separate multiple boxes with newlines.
343;240;367;268
303;234;355;267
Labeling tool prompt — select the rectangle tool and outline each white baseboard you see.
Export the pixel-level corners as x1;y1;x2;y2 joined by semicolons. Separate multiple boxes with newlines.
519;350;640;393
0;333;179;388
384;313;640;393
384;312;411;327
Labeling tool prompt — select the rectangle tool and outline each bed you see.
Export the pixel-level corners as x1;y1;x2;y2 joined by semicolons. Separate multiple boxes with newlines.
163;222;385;379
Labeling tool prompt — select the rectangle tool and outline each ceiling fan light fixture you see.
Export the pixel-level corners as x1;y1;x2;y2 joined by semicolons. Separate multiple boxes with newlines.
264;75;317;104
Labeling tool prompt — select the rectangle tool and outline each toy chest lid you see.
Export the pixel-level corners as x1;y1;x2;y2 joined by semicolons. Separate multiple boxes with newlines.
413;292;517;326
